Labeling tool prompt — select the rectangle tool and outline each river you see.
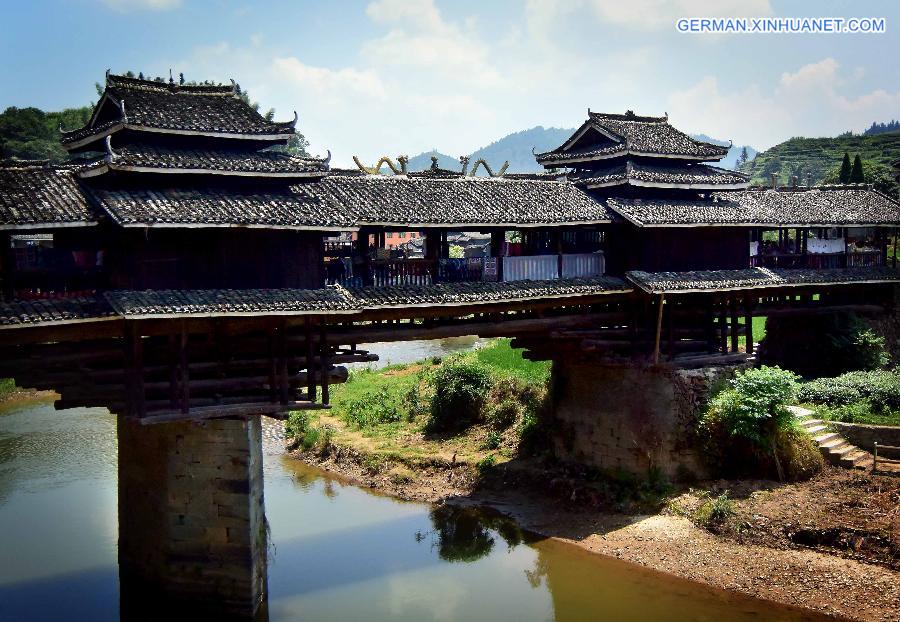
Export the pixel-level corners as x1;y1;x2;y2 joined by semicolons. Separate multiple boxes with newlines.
0;339;835;621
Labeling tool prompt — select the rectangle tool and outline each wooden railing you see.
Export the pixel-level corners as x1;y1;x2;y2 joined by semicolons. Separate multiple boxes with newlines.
751;251;883;269
370;259;435;287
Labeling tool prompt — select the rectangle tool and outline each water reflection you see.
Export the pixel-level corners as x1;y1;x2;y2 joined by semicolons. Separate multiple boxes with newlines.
418;504;527;563
0;392;840;622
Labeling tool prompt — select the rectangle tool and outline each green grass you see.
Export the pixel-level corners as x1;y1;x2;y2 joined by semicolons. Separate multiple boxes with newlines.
472;339;551;384
814;403;900;427
319;339;549;439
0;378;16;401
738;315;768;350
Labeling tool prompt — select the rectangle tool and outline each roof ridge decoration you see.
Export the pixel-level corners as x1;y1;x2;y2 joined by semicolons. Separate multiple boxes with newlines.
352;155;409;176
469;158;509;178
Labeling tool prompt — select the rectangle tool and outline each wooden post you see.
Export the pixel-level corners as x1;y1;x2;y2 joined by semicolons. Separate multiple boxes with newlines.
553;230;563;279
718;300;728;353
267;323;277;403
319;321;330;405
893;228;898;268
653;293;665;364
278;319;289;405
305;317;316;402
0;232;13;301
179;321;189;415
744;297;755;355
730;298;739;354
356;229;372;286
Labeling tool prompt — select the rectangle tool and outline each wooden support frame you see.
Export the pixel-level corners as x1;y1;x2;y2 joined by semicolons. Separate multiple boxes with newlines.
319;321;330;405
653;293;665;364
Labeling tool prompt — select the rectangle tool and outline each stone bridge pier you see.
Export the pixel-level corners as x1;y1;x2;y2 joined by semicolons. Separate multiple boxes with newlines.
117;415;268;620
548;360;740;480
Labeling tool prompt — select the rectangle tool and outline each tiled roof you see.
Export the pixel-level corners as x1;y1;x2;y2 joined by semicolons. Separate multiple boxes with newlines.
536;111;729;164
61;73;295;148
0;161;99;229
344;276;631;309
318;174;614;226
0;296;117;327
573;161;748;189
79;143;328;178
627;267;900;294
607;187;900;227
87;183;356;230
104;288;356;318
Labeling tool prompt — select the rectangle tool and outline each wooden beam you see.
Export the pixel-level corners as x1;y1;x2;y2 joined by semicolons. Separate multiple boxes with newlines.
305;317;316;402
320;321;330;405
653;293;665;364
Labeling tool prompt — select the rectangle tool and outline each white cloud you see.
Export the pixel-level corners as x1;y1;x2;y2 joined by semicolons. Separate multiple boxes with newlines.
667;58;900;149
273;57;387;102
528;0;773;33
362;0;505;88
99;0;181;11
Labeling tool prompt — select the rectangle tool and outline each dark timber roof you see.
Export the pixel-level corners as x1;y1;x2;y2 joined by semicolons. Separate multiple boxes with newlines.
320;174;614;227
573;161;748;189
343;277;631;309
78;143;329;179
61;73;296;150
627;267;900;294
607;187;900;227
0;296;117;327
86;183;356;230
536;111;729;165
104;288;356;318
0;160;99;229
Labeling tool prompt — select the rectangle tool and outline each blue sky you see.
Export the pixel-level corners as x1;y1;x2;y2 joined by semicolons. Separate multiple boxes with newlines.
1;0;898;165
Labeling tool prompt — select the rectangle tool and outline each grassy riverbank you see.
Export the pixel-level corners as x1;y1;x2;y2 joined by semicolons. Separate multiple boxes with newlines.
287;339;551;475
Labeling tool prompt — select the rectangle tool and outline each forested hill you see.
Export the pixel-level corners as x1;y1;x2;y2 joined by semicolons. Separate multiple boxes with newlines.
0;106;92;162
739;131;900;194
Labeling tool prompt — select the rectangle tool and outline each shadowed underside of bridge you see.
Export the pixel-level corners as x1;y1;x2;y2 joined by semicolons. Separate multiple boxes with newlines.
1;272;896;425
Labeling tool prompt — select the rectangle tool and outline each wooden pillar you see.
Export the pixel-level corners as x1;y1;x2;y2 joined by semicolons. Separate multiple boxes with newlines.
729;298;739;354
705;295;716;353
893;228;898;268
126;320;146;418
718;299;728;353
744;297;755;355
319;321;330;405
490;229;505;282
277;319;289;405
0;232;13;301
356;229;372;286
178;321;189;415
653;293;665;364
553;230;563;279
305;317;316;402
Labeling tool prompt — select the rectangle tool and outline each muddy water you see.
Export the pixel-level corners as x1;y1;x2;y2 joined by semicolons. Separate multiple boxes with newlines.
0;395;835;621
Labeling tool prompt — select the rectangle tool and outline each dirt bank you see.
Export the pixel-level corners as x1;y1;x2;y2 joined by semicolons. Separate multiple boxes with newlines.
289;440;900;622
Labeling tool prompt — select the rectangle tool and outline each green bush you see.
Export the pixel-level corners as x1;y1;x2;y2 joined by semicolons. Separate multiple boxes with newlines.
486;399;522;430
483;430;502;450
285;411;312;440
799;369;900;411
475;455;497;475
704;366;799;447
344;386;403;428
700;366;818;480
694;492;735;528
285;411;333;451
427;360;492;432
757;312;887;377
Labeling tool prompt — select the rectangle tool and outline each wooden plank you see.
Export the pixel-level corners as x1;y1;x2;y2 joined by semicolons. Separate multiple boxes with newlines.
137;401;330;425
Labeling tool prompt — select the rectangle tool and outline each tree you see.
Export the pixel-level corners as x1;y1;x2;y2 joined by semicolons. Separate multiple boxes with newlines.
849;154;865;183
838;152;852;183
735;146;749;170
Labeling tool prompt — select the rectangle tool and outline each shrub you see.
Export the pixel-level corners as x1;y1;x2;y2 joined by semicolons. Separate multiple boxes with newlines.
285;411;333;451
285;411;312;440
427;360;492;432
483;430;502;450
487;399;522;430
799;369;900;411
758;312;887;377
475;455;497;475
704;366;799;447
694;492;735;528
344;386;403;428
700;366;818;480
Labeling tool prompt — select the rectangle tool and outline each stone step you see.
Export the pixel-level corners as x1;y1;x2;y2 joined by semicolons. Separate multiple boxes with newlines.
805;424;828;435
814;432;841;444
820;438;848;451
830;444;857;458
800;419;824;429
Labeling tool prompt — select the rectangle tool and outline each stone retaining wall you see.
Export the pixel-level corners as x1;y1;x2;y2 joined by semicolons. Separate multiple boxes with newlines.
549;360;745;480
830;421;900;459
